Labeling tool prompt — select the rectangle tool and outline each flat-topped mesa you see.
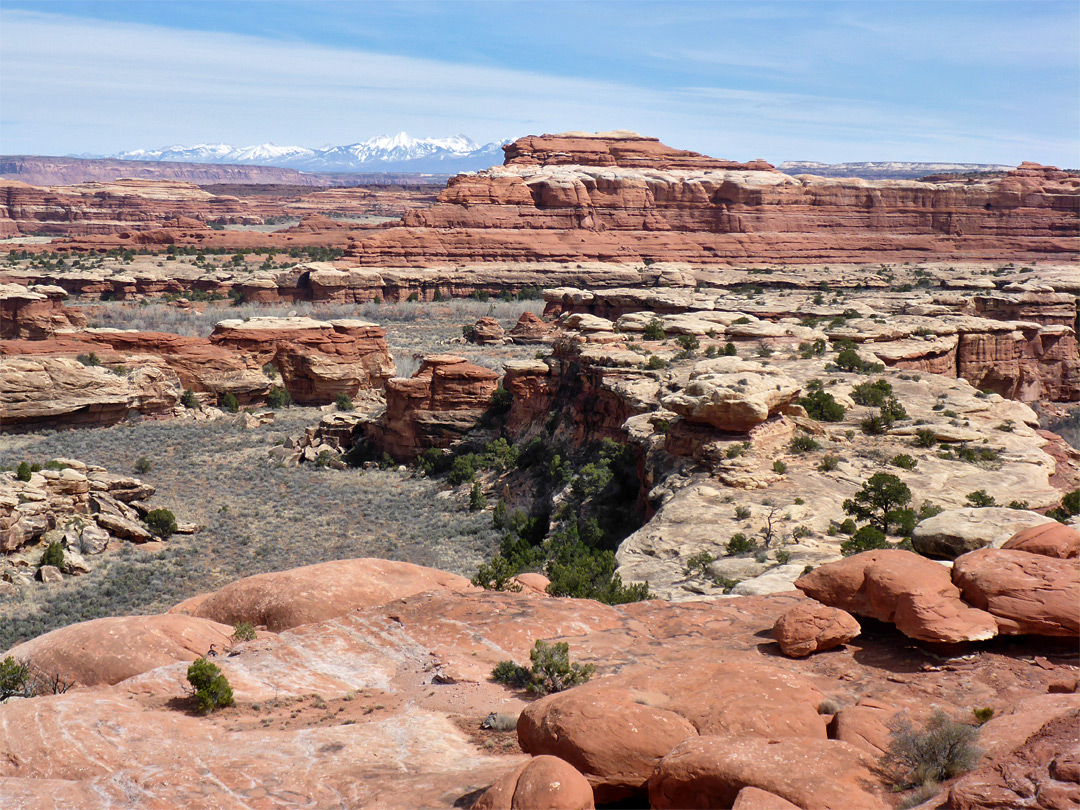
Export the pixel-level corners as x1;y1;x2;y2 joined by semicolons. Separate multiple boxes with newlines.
347;132;1079;266
501;131;776;171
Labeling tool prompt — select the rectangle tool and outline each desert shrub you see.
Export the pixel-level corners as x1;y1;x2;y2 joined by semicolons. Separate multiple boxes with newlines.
881;710;982;790
186;657;234;714
180;388;199;409
39;541;64;569
471;555;523;592
16;462;32;482
797;389;846;422
860;415;888;435
645;355;668;370
261;362;279;378
76;352;101;367
488;387;513;413
918;501;945;520
841;525;891;556
913;428;937;448
675;334;699;357
145;508;178;539
416;448;452;476
545;545;649;604
1007;500;1029;510
835;348;866;372
727;533;756;554
0;657;32;700
972;707;994;725
447;455;476;486
776;550;791;564
684;550;716;576
723;342;738;356
891;454;918;470
818;455;839;472
880;396;908;423
734;505;752;520
838;518;858;535
334;393;354;411
643;318;666;341
851;379;893;407
469;482;486;511
887;508;919;537
134;456;153;474
220;392;239;413
799;338;827;358
1048;489;1080;521
231;622;256;642
965;490;996;508
789;435;820;454
843;473;911;534
492;641;594;696
266;386;291;409
772;460;787;474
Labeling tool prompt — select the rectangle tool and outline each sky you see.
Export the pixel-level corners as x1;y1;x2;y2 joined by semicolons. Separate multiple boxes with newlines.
1;0;1078;166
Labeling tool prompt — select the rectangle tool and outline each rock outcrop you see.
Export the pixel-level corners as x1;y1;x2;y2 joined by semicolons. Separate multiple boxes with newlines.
343;134;1078;266
911;507;1058;559
662;357;801;432
0;283;86;338
951;548;1079;637
1001;521;1080;558
794;550;1000;643
772;603;861;658
364;355;500;460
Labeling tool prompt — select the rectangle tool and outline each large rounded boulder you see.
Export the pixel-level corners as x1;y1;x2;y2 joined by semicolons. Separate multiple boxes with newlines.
772;602;861;658
1000;521;1080;559
472;755;595;810
4;614;236;687
169;557;474;631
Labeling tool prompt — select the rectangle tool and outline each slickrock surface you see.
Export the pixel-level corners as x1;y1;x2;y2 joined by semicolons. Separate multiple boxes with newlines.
1001;521;1080;558
911;507;1058;559
1;558;1077;809
661;356;801;431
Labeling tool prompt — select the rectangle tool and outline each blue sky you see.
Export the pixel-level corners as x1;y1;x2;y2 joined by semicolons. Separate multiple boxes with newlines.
2;1;1077;165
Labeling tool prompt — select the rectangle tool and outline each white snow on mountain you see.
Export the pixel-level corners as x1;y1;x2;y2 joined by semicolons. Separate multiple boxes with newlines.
778;160;1014;179
112;133;508;173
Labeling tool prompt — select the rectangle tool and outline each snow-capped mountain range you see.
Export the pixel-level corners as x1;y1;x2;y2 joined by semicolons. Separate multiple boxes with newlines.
109;133;509;174
777;160;1013;180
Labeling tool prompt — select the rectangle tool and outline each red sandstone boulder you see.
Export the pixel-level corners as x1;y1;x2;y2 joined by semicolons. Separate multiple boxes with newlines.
827;698;901;758
169;557;474;631
951;548;1079;637
4;614;237;687
467;316;506;345
518;661;826;802
647;735;888;810
508;311;557;344
473;756;595;810
795;549;999;643
773;603;861;658
731;787;802;810
1001;521;1080;559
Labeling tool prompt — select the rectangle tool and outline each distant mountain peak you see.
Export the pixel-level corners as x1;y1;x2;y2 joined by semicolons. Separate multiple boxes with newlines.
109;133;509;174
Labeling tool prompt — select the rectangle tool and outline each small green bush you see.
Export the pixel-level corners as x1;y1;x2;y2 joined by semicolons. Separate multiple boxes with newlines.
675;334;699;356
492;641;595;696
723;342;738;356
881;709;982;790
145;508;178;539
186;657;234;714
851;379;893;407
489;387;513;413
447;455;476;487
891;454;918;470
913;428;937;448
471;555;523;592
231;622;256;642
772;460;787;474
267;386;291;409
841;525;891;556
818;455;839;472
180;388;199;409
789;435;820;454
220;392;239;413
134;456;153;474
734;506;752;520
334;393;354;411
645;355;668;370
76;352;101;367
797;389;846;422
0;656;32;700
965;490;996;508
16;462;32;482
469;482;486;511
1048;489;1080;521
727;533;756;554
39;541;64;569
643;318;666;341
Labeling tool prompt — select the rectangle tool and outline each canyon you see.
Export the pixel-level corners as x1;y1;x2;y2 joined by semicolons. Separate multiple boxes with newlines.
1;131;1078;810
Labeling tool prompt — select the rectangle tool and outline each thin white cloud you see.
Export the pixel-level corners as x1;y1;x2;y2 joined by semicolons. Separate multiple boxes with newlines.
0;8;1074;165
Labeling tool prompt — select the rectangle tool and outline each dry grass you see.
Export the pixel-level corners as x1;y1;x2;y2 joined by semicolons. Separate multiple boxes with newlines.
0;409;500;649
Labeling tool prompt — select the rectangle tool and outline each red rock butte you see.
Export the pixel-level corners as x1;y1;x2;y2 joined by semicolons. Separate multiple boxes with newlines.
342;132;1080;266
